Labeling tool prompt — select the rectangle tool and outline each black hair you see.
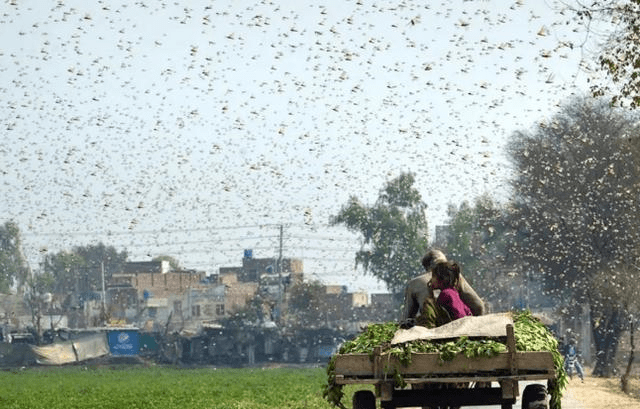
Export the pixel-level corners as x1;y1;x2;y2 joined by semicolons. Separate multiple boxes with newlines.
421;249;445;271
432;261;461;289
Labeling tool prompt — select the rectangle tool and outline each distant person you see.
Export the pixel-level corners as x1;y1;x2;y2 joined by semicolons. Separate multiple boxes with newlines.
564;338;584;382
400;249;484;329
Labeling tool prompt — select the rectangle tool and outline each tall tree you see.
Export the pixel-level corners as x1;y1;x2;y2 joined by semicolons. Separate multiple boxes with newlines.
575;1;640;107
41;243;127;294
41;251;83;294
507;96;640;376
330;172;429;294
286;280;326;328
23;271;56;345
444;195;517;311
0;221;29;293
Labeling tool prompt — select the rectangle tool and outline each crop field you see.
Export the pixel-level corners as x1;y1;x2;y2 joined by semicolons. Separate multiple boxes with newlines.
0;364;360;409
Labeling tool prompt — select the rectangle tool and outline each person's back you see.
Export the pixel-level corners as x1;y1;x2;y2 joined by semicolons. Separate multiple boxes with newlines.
402;273;433;320
401;250;447;321
401;250;484;325
564;340;584;381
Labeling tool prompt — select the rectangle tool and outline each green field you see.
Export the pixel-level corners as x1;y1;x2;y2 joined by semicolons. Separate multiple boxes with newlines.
0;365;364;409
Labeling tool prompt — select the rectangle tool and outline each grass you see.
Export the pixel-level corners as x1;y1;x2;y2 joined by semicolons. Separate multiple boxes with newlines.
0;365;365;409
5;363;636;408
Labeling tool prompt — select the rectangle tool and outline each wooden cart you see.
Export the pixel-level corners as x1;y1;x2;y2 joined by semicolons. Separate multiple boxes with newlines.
332;325;556;409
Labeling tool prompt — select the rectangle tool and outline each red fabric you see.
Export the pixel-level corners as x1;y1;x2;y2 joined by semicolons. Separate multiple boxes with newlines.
437;288;473;320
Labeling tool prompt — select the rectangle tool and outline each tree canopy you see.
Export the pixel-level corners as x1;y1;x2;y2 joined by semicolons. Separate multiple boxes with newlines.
444;195;516;311
507;96;640;375
330;172;429;294
286;280;326;327
41;243;128;294
152;255;182;271
0;221;29;293
577;1;640;108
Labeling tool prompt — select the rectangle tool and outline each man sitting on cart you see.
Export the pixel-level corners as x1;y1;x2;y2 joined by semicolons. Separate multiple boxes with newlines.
400;249;485;329
400;250;488;409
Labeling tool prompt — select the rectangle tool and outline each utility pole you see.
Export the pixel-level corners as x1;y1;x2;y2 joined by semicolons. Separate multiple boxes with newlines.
277;224;283;322
278;224;283;272
101;261;106;317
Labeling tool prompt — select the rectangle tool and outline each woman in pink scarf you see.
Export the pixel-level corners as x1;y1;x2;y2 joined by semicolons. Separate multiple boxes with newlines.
401;249;483;329
430;261;473;320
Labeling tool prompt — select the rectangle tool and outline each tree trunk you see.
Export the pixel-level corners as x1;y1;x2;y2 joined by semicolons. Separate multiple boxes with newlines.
621;320;634;393
34;310;43;345
591;305;623;376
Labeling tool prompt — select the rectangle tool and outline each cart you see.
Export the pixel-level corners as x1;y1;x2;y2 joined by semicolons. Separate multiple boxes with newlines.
332;325;556;409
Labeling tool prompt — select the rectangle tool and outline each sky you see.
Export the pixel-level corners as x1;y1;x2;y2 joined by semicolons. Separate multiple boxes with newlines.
0;0;607;294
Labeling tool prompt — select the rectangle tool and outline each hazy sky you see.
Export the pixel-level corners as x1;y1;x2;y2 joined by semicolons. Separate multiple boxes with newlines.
1;1;605;293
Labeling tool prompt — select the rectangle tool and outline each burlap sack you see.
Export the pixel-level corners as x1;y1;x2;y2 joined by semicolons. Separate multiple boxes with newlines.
391;312;513;345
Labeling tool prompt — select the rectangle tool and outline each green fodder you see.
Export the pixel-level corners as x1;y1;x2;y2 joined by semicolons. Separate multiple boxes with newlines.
0;366;334;409
513;310;567;409
323;310;566;408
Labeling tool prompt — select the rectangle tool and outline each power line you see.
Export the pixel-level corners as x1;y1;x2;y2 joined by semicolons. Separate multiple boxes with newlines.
121;236;282;247
286;234;360;242
20;223;291;237
20;223;356;239
179;257;357;269
22;224;364;269
22;226;361;251
121;238;359;251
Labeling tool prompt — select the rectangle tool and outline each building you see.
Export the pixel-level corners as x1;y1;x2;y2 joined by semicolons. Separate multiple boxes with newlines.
217;250;304;320
106;261;207;329
218;249;304;287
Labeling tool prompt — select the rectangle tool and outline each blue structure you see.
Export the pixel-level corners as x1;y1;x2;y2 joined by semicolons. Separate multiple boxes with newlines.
107;329;140;356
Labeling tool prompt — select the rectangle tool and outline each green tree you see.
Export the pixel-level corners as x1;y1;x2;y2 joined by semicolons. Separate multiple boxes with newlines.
575;1;640;108
219;294;262;328
152;255;182;271
41;243;127;294
286;280;326;327
507;96;640;376
23;271;56;344
0;221;29;293
444;195;515;311
330;172;429;294
40;251;83;294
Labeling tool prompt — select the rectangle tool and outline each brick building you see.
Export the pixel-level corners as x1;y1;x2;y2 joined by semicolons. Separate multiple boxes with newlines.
69;253;395;335
105;260;264;330
218;249;304;285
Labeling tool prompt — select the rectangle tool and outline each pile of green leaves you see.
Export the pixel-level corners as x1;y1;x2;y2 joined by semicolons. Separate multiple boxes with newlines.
323;311;566;408
513;310;567;409
322;322;401;407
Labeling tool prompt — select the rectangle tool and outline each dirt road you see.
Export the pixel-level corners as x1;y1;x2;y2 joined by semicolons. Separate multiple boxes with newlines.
561;375;640;409
461;376;639;408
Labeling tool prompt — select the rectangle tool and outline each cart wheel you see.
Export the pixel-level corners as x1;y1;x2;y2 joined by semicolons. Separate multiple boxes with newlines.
353;390;376;409
521;384;548;409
